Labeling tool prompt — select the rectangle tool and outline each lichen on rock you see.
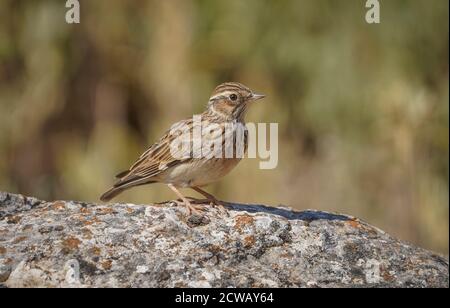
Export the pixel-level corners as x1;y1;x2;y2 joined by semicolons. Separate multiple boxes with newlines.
0;191;448;288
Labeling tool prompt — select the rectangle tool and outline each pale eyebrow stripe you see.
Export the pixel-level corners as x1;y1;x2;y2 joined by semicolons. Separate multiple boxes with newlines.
209;91;236;101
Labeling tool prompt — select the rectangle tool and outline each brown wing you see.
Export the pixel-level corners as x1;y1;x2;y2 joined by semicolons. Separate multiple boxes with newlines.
112;118;194;188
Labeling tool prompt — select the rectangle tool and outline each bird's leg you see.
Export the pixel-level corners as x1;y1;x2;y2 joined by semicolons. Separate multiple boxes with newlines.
167;184;204;215
191;187;220;203
191;187;228;213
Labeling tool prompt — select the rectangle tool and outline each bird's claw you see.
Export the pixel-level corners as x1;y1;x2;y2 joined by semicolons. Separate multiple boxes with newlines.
172;199;208;216
184;197;229;216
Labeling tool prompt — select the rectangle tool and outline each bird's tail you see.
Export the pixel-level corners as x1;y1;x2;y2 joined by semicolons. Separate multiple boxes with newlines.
100;186;126;202
100;179;157;202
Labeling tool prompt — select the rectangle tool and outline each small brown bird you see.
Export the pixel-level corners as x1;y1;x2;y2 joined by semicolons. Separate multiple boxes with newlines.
100;82;265;214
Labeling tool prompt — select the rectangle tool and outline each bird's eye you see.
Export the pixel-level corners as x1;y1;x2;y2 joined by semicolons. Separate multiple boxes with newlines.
230;94;238;101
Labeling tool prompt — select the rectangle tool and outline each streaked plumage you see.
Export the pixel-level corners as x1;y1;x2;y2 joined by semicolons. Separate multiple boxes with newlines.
100;82;265;214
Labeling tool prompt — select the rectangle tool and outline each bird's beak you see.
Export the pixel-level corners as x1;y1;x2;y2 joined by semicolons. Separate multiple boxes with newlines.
250;93;266;101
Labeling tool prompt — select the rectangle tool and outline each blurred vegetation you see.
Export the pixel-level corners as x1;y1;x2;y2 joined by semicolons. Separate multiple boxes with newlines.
0;0;448;254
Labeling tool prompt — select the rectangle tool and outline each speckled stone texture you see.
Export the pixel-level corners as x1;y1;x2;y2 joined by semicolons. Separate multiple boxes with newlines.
0;191;448;288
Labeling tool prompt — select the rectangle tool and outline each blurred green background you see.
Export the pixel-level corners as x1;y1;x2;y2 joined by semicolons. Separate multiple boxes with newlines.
0;0;448;254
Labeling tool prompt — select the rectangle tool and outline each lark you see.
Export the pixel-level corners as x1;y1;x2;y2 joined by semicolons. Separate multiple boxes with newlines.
100;82;265;214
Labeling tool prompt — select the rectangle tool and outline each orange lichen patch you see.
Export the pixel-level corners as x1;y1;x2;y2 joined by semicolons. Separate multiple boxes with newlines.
381;265;394;281
6;215;22;224
63;236;82;251
74;215;86;222
52;201;66;210
346;218;379;236
79;207;91;215
89;246;101;256
96;207;114;215
12;236;27;244
83;217;101;226
126;207;134;213
346;218;361;229
244;235;256;247
101;260;112;270
0;247;6;255
234;215;254;231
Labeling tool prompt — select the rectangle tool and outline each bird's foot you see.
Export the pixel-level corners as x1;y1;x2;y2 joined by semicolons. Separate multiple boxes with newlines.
172;199;207;216
185;197;228;216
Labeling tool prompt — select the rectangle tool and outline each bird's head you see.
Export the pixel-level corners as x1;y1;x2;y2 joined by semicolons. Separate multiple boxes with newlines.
206;82;265;122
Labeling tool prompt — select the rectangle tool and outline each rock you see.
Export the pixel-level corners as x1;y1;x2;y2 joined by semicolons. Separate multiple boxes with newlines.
0;263;11;283
0;191;448;288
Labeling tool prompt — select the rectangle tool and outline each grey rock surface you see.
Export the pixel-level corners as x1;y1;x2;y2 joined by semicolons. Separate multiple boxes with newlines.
0;191;448;288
